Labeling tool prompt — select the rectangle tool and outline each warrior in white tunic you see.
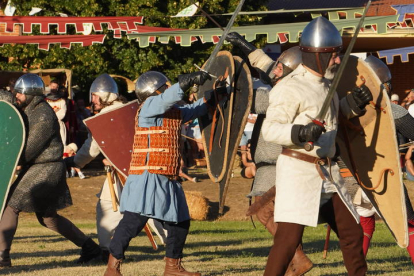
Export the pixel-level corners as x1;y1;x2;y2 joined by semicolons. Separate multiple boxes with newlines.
226;31;313;276
261;17;373;276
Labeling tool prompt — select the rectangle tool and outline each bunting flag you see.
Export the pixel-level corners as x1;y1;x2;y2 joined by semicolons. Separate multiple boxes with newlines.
0;16;143;34
0;34;105;50
391;4;414;22
128;15;398;47
377;46;414;64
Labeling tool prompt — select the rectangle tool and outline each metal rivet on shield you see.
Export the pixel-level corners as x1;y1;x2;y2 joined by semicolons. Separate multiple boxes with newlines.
111;118;114;121
101;141;105;144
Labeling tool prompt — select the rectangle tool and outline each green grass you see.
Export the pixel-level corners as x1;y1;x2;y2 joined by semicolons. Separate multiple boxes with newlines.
1;219;413;275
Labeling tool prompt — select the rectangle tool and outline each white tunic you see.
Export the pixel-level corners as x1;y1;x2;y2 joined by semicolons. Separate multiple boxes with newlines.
262;64;359;227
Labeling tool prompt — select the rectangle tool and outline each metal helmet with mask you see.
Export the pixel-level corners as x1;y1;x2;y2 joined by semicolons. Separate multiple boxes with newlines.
269;46;302;84
365;55;392;93
300;16;342;75
14;73;45;96
89;73;119;104
135;71;171;103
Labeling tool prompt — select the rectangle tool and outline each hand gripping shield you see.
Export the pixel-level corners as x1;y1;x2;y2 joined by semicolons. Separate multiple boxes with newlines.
336;55;408;247
0;100;25;216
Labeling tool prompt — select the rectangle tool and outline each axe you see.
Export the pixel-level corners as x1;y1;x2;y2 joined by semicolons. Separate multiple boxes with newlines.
104;165;118;212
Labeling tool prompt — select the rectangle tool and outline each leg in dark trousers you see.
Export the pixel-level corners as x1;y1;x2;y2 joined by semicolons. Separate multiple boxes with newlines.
36;211;88;247
264;222;304;276
319;193;367;276
163;219;190;259
109;211;148;260
0;206;20;251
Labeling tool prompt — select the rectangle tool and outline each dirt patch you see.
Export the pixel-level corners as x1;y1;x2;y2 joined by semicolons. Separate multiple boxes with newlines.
24;161;254;222
20;158;414;223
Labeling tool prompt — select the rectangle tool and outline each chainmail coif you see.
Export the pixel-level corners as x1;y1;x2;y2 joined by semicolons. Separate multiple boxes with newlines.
8;95;72;213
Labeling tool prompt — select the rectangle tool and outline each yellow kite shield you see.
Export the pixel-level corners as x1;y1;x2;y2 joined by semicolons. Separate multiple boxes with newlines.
336;55;407;247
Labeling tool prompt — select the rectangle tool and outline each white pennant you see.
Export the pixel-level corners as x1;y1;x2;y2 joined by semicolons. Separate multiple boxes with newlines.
172;2;199;17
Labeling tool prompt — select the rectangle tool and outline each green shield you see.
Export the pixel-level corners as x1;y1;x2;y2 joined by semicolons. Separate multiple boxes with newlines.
0;100;25;215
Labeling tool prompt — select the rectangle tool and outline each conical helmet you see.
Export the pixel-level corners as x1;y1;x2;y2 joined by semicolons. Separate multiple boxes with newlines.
14;73;44;96
90;73;119;103
135;71;171;103
278;46;302;71
365;55;391;83
300;16;342;53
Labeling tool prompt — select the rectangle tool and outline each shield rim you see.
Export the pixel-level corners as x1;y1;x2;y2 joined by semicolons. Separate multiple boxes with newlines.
217;56;253;213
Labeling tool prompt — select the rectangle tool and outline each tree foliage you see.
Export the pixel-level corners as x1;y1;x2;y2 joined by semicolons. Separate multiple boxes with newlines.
2;0;268;90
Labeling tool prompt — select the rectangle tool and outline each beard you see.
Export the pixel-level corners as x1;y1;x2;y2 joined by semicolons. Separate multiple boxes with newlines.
324;63;340;81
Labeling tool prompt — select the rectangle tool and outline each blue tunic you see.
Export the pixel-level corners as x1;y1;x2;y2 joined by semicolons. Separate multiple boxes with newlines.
120;83;207;223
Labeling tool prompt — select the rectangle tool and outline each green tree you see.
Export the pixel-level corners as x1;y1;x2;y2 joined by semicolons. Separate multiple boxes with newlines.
1;0;268;91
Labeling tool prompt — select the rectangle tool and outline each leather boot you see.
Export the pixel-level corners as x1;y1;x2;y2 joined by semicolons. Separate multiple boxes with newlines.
104;254;122;276
76;238;102;264
0;250;11;267
285;245;313;276
164;257;201;276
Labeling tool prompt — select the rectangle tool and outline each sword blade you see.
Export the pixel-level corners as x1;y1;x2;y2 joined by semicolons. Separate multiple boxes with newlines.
316;0;372;120
203;0;245;72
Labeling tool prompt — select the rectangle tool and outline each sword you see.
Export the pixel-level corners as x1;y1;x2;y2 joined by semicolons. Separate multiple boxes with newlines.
202;0;245;73
304;0;372;151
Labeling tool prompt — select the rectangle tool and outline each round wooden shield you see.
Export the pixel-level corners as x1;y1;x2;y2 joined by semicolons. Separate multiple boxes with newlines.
336;55;408;247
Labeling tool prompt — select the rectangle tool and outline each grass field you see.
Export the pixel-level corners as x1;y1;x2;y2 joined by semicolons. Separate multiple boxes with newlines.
0;218;413;275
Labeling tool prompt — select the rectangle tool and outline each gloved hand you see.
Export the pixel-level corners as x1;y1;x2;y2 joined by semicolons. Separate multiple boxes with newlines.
298;122;325;143
225;32;257;56
178;71;211;92
352;84;373;109
204;79;228;105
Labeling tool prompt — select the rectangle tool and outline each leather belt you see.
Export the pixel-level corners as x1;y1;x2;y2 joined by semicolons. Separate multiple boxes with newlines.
281;147;328;166
164;175;181;182
281;147;331;180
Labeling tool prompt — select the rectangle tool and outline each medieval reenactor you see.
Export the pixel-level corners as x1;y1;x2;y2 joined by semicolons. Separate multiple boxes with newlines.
261;17;373;275
46;80;67;145
104;70;221;276
226;32;313;275
0;74;101;267
65;74;127;262
65;74;168;262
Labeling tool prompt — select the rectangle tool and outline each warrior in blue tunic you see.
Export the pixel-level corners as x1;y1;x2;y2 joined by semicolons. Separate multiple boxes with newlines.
104;70;221;276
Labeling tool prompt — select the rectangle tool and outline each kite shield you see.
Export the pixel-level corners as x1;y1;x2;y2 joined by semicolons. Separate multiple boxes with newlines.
198;52;252;213
84;100;139;178
0;100;25;216
198;50;235;184
336;55;408;247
